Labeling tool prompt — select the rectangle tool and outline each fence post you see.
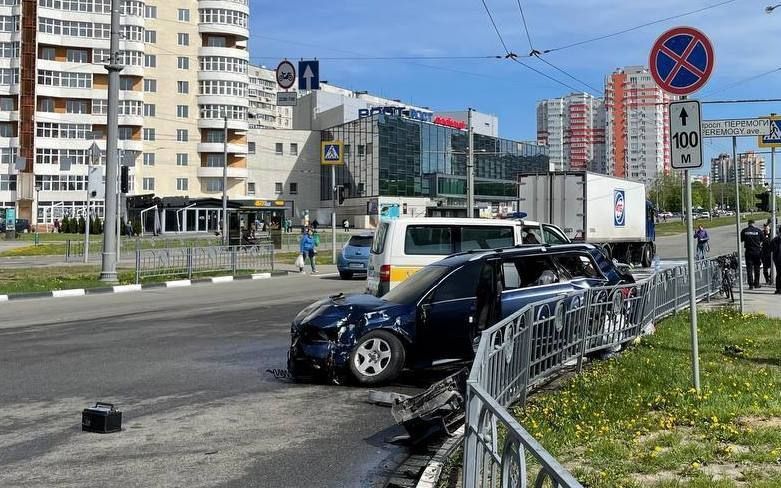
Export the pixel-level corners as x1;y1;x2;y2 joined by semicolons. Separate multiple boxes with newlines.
66;239;71;261
270;245;275;271
187;246;193;280
135;242;140;284
577;291;592;373
232;246;237;275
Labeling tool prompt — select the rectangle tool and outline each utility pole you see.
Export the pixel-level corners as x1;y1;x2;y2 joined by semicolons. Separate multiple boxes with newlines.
733;137;745;313
771;113;777;283
99;0;122;282
222;114;228;244
331;166;337;263
466;107;474;218
84;169;91;263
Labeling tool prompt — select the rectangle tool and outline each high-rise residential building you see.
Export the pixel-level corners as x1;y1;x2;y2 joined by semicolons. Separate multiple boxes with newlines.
605;66;675;186
536;93;605;173
0;0;250;228
710;152;766;186
247;65;294;129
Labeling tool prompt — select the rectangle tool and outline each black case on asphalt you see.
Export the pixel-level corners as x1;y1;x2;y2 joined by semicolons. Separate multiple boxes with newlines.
82;402;122;433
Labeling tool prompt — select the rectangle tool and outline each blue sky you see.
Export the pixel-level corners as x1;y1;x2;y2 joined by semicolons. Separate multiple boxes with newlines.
248;0;780;175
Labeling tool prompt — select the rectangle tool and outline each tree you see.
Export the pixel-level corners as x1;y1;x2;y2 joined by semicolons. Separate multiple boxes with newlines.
78;216;86;234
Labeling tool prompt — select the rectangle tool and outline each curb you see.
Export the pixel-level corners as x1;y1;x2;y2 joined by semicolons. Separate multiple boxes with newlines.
0;271;285;302
415;426;464;488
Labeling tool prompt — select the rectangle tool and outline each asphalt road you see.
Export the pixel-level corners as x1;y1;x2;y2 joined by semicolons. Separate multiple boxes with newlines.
0;275;423;488
655;221;744;261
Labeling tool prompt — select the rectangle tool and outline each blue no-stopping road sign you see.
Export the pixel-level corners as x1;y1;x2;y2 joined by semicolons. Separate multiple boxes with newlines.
649;26;714;96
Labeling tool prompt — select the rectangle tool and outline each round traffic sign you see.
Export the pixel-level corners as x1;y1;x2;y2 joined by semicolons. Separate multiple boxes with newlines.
649;26;714;96
276;60;296;90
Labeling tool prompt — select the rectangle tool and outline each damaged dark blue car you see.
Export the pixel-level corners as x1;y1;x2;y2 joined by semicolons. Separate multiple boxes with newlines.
288;244;632;385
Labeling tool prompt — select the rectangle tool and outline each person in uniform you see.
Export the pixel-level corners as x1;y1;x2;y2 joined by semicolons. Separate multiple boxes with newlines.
740;219;763;289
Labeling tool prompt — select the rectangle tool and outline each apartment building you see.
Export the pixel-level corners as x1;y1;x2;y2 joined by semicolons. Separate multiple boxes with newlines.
0;0;249;227
536;93;605;172
247;65;293;129
605;66;674;186
711;152;766;186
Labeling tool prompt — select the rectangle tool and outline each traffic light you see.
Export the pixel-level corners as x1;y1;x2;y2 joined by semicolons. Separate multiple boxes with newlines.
756;192;770;212
120;166;129;193
338;186;346;205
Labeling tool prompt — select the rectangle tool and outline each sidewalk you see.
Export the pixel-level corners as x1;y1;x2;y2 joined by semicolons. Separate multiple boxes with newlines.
735;287;781;318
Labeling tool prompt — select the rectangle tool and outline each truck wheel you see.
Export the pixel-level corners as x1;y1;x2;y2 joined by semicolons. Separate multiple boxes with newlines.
641;243;654;268
349;330;405;386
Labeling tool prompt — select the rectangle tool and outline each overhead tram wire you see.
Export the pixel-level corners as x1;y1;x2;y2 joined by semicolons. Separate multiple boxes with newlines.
478;0;582;93
515;0;535;53
701;67;781;98
541;0;738;54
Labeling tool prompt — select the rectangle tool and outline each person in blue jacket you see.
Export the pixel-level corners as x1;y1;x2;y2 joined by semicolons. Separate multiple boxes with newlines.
299;228;317;274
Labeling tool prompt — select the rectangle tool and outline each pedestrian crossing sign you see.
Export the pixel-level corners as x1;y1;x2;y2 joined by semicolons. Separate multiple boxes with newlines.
321;141;344;165
759;116;781;148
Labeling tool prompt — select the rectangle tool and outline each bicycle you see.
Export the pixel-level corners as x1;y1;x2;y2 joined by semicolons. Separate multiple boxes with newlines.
716;253;738;302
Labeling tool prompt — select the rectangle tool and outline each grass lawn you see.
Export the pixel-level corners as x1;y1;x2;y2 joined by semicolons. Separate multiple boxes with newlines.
0;235;222;257
656;213;770;237
514;310;781;487
0;266;136;294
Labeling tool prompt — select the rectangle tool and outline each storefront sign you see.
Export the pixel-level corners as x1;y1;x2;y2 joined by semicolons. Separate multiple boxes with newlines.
433;116;467;130
253;200;286;207
358;106;433;122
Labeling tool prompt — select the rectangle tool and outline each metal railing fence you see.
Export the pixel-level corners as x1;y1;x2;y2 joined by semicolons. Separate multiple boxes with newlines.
134;243;274;283
463;258;721;488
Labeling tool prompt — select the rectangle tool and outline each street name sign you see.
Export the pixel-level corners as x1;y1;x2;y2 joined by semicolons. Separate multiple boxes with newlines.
759;116;781;148
649;26;715;96
702;118;771;138
277;91;297;106
669;100;703;169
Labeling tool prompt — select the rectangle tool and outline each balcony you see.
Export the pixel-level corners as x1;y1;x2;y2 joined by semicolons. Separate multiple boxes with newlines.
197;166;248;179
197;142;248;154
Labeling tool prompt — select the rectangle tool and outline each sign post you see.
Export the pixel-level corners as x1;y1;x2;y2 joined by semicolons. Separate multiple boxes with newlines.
321;141;344;263
759;114;781;284
651;26;715;393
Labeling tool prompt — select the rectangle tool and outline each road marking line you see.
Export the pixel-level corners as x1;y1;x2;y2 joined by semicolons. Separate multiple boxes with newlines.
165;280;191;288
251;273;271;280
0;295;7;302
316;273;339;278
52;289;85;298
113;284;142;293
211;276;234;283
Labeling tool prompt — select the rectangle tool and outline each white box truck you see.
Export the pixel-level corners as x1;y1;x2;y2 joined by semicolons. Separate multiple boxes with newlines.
517;172;656;266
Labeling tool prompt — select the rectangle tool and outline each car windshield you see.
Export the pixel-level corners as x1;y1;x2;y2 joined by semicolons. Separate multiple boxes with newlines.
348;235;373;247
383;265;451;305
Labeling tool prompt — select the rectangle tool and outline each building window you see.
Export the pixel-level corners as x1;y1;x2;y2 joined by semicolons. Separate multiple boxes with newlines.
177;33;189;46
143;103;155;117
118;126;133;140
176;178;188;191
275;182;282;193
143;128;155;141
343;144;350;155
247;182;255;195
144;30;156;43
289;182;298;195
144;54;156;68
205;36;226;47
176;153;188;166
143;152;155;166
66;48;89;63
275;143;283;155
144;5;156;18
143;79;156;92
0;97;13;111
37;97;54;112
248;142;255;154
143;177;154;191
205;154;224;167
177;56;189;70
290;143;298;156
204;129;224;143
177;81;189;94
176;129;188;142
39;46;55;60
66;99;88;114
205;178;223;192
119;77;134;90
357;144;365;157
177;8;190;21
176;105;188;118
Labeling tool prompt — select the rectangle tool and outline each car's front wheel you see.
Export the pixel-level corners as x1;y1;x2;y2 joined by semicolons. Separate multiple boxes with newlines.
348;330;405;385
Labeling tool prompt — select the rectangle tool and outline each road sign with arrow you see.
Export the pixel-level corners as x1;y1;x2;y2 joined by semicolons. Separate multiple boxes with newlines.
669;99;703;169
298;60;320;90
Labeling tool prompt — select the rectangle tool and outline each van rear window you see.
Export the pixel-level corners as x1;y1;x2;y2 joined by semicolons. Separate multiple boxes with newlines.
371;222;389;254
404;226;453;255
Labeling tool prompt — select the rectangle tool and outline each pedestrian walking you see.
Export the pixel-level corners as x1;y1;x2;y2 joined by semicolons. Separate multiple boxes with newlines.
342;218;350;233
299;228;317;274
693;224;710;260
761;224;773;285
771;225;781;294
740;219;763;289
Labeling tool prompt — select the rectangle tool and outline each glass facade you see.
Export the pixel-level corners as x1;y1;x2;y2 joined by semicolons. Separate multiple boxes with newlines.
321;114;548;205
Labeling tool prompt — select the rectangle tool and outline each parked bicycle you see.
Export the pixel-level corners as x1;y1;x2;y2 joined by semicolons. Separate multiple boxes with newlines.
716;253;738;302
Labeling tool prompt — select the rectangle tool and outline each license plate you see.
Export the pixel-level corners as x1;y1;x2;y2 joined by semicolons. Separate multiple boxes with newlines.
349;263;365;269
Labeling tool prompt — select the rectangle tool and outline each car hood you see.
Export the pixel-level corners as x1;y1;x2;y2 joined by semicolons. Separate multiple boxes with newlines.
293;293;407;330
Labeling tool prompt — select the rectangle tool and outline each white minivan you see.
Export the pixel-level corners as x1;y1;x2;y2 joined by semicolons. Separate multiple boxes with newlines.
366;218;569;296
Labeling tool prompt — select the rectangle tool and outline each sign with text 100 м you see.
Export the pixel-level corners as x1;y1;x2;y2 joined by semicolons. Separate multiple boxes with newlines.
669;100;703;169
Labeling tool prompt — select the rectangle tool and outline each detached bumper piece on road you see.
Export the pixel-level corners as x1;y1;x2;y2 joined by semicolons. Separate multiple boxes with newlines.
390;368;468;445
82;402;122;433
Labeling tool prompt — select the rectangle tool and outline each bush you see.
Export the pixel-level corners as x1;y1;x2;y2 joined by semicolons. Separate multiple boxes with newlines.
61;216;70;233
78;216;86;234
132;218;142;236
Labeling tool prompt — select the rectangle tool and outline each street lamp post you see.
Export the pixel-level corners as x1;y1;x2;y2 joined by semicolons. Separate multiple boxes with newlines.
222;114;228;245
34;183;41;231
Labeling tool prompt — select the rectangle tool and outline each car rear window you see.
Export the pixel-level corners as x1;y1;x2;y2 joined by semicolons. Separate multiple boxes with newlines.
459;226;514;251
404;226;453;255
348;235;373;248
371;222;389;254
